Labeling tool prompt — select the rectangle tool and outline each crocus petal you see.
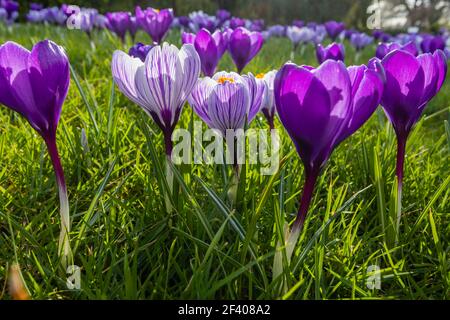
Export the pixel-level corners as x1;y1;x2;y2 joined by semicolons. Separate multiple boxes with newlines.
433;50;447;95
243;73;267;122
417;53;438;106
188;77;216;126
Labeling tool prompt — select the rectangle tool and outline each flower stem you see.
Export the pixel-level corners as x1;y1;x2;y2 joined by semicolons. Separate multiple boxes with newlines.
44;137;72;267
394;136;407;244
292;168;319;234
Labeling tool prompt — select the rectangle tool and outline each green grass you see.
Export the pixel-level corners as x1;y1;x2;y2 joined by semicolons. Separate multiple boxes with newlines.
0;23;449;300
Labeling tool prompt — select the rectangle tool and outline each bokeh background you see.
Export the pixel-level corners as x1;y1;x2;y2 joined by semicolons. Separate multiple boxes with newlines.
13;0;450;31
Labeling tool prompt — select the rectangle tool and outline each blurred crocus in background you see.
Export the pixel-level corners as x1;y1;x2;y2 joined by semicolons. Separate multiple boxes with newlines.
216;9;231;27
273;59;384;284
420;35;446;53
324;20;345;40
136;7;174;44
286;26;315;59
376;41;418;60
188;10;217;32
111;43;200;213
380;49;447;244
0;40;72;266
228;17;246;30
181;28;226;77
228;27;264;74
316;42;345;64
0;0;18;25
128;42;153;62
105;12;131;44
350;32;373;61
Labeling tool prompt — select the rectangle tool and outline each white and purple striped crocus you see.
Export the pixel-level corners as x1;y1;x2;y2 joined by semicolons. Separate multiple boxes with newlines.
258;71;277;129
135;7;174;44
182;28;227;77
112;43;201;155
0;40;72;265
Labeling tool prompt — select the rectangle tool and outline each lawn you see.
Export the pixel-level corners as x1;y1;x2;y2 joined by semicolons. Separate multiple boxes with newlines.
0;24;449;299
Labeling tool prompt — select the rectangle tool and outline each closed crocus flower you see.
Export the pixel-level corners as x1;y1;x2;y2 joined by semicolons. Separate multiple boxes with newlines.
111;43;201;155
380;49;447;242
105;12;131;43
324;21;345;40
229;17;246;30
0;40;72;264
259;70;277;129
135;7;173;44
129;16;139;41
273;60;384;271
181;28;227;77
228;27;264;74
316;42;345;64
376;41;418;60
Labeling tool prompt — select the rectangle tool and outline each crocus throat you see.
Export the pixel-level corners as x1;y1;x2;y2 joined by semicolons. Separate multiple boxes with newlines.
217;76;235;84
256;73;265;79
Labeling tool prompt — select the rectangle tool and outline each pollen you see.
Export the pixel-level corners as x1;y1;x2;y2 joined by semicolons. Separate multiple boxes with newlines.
217;76;235;84
256;73;265;79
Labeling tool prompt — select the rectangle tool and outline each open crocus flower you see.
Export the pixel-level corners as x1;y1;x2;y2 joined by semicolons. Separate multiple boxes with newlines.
324;21;345;41
189;71;264;135
135;7;173;44
228;27;264;74
258;71;277;129
112;43;200;214
316;43;345;64
0;40;72;265
380;49;447;242
273;60;384;278
112;43;201;155
181;28;227;77
105;12;131;43
376;41;418;60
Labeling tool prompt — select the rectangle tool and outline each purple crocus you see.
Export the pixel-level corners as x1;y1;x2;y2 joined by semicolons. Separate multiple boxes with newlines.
316;43;345;64
0;0;18;24
181;28;226;77
111;43;201;156
258;71;277;129
350;32;373;52
105;12;131;43
421;35;446;53
324;21;345;40
128;42;153;62
293;20;305;28
135;7;174;44
30;3;43;11
216;9;231;26
0;40;72;264
129;16;139;42
376;41;418;60
229;17;246;30
228;27;264;74
380;49;447;241
273;60;384;273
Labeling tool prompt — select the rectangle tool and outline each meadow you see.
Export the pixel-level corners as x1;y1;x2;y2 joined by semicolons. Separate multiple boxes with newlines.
0;24;449;300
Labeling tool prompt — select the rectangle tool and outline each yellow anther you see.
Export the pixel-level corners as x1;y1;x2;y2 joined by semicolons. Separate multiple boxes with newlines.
217;76;235;84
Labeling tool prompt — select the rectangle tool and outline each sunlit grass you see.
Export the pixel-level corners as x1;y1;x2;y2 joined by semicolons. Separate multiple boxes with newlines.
0;24;449;299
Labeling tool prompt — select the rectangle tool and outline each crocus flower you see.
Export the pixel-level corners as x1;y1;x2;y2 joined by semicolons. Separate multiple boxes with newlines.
292;20;305;28
380;49;447;241
135;7;173;44
324;21;345;40
273;59;384;276
0;40;72;264
258;71;277;129
216;9;231;26
111;43;201;156
248;19;265;32
228;27;264;74
421;35;446;53
229;17;246;30
181;28;226;77
129;16;139;42
30;3;43;11
316;43;345;64
128;42;153;62
105;12;131;43
267;25;286;37
188;10;217;33
376;41;418;60
286;26;314;50
350;32;373;51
